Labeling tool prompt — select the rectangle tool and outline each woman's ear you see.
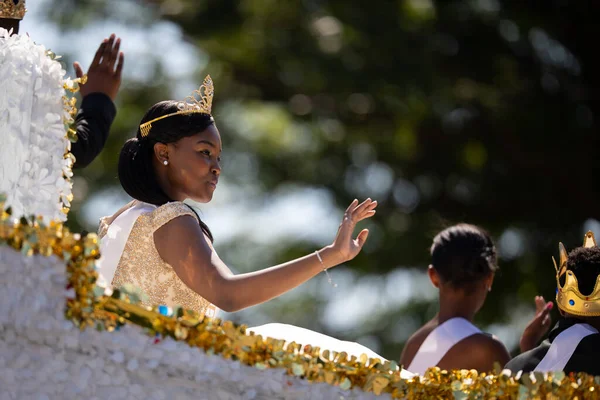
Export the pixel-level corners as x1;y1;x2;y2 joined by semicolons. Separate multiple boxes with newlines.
153;142;169;164
428;265;440;288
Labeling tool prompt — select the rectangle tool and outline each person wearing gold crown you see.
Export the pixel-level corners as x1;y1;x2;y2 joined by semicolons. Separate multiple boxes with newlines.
0;0;124;169
95;76;397;363
400;224;554;374
505;231;600;375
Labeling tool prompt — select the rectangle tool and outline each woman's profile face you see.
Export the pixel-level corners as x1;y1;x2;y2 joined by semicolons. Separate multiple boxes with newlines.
163;124;222;203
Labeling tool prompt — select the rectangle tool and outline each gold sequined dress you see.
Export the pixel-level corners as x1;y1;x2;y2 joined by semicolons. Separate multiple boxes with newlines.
97;202;395;367
98;201;217;316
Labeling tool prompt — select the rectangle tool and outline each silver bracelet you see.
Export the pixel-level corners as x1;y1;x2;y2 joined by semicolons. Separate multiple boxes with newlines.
315;250;337;288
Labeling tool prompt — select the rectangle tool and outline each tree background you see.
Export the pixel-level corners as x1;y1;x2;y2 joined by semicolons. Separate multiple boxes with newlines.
24;0;600;362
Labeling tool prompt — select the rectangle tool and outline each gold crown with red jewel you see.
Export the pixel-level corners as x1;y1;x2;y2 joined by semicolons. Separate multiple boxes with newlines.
554;231;600;317
0;0;26;20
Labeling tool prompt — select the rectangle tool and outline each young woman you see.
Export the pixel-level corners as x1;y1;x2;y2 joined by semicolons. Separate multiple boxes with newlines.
399;224;553;374
96;77;383;359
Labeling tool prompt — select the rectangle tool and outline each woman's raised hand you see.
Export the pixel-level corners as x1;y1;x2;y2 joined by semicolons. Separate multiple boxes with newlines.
329;198;378;263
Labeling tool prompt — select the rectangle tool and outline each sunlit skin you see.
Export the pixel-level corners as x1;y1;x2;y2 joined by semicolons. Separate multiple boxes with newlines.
153;124;222;203
146;122;378;312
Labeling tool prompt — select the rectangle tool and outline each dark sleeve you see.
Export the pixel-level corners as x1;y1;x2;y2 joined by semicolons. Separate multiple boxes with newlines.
563;334;600;376
504;341;550;373
71;92;117;169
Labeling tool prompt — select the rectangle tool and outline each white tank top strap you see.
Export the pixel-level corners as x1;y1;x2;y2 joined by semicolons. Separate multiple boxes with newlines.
534;323;598;372
407;317;481;375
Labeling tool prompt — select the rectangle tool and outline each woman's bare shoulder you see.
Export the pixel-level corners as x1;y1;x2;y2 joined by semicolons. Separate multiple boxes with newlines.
442;333;510;372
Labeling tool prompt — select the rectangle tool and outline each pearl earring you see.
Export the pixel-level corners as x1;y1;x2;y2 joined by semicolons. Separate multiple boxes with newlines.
163;160;168;166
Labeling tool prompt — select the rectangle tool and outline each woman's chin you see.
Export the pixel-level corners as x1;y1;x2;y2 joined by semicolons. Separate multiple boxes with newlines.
184;195;211;205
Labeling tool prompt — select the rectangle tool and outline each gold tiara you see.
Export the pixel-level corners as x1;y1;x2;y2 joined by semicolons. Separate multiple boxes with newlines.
140;75;214;138
0;0;26;19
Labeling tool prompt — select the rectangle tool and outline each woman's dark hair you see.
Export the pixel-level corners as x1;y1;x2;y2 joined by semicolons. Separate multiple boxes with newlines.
430;223;498;289
118;100;215;241
565;246;600;296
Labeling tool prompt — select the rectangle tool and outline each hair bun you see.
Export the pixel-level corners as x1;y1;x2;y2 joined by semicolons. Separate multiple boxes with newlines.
430;224;498;288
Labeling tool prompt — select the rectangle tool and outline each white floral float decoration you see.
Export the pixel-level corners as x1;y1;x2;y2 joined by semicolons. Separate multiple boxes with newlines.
0;27;83;223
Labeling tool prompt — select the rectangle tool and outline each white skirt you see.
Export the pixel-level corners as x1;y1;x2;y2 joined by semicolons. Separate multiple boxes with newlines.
248;323;384;361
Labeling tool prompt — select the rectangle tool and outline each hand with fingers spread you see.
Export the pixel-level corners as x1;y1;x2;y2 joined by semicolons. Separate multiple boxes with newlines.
520;295;554;352
329;198;378;263
152;196;378;312
74;34;124;100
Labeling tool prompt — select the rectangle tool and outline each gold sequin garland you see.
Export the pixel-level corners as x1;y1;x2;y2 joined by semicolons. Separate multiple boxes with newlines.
2;200;600;398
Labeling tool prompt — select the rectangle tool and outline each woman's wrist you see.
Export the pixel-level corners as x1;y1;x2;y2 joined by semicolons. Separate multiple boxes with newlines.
317;246;345;269
519;336;535;353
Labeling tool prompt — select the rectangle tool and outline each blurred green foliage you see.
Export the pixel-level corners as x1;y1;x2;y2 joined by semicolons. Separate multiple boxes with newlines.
44;0;599;360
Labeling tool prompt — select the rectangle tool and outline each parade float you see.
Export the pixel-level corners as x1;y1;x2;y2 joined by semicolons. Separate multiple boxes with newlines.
1;26;600;400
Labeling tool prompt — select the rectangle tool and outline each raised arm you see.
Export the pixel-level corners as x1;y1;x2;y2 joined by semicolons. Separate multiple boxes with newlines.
155;199;377;312
71;34;124;168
